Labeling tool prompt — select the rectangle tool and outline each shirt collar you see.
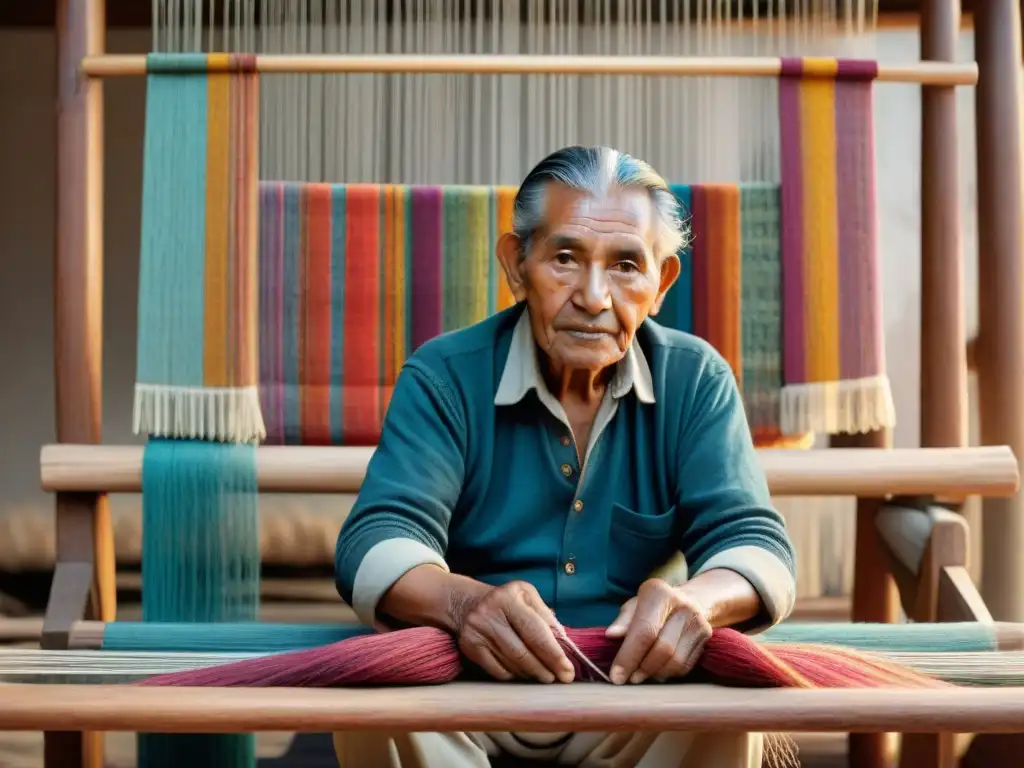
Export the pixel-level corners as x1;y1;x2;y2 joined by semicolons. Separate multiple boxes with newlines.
494;307;655;407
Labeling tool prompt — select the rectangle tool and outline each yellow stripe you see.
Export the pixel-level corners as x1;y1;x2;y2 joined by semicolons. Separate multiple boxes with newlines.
799;63;841;384
203;55;231;388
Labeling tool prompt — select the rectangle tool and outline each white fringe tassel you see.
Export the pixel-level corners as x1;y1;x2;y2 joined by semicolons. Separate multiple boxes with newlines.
133;384;267;445
780;374;896;436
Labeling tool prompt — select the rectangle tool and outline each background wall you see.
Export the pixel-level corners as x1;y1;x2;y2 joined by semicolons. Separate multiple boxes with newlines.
0;25;983;596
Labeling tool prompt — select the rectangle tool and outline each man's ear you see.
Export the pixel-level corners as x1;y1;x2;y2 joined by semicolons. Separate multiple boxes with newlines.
497;232;528;302
649;253;681;316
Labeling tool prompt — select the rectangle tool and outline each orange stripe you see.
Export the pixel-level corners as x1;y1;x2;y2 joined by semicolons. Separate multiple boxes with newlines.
343;185;382;444
302;184;333;445
496;186;517;310
382;186;397;418
203;57;231;387
704;185;742;382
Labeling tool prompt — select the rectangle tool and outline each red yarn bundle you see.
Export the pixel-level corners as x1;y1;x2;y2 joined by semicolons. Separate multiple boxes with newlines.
138;626;949;690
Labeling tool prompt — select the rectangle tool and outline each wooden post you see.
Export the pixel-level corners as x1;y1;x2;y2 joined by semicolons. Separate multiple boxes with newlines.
974;0;1024;622
905;1;967;764
834;430;898;768
920;0;967;452
45;0;110;766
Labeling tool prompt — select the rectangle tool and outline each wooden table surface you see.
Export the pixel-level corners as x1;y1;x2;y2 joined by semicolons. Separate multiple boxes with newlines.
1;683;1023;734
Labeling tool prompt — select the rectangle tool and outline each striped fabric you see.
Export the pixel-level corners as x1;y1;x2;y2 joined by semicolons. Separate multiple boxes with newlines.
135;53;264;445
256;181;798;446
778;57;895;436
257;182;517;445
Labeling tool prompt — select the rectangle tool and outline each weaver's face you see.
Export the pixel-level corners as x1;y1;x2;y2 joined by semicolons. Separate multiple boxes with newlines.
508;184;677;373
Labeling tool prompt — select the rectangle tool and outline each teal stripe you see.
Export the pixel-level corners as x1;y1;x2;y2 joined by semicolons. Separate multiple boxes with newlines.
146;52;214;74
136;71;207;387
329;187;347;444
659;184;693;334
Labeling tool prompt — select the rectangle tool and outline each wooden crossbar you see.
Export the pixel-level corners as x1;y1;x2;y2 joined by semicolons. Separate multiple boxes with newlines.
40;444;1021;497
1;683;1024;734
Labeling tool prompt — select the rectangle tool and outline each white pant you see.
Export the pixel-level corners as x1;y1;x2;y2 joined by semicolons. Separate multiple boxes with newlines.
333;730;764;767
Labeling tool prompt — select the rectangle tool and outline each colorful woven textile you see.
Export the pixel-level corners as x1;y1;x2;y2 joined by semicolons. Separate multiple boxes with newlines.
256;181;799;446
134;53;264;445
778;57;895;436
257;182;517;445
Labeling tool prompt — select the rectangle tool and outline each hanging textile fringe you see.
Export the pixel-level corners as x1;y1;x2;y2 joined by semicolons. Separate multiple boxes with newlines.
257;182;517;445
134;53;265;445
778;57;895;436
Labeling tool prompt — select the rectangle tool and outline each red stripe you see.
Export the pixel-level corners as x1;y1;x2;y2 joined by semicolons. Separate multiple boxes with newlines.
302;185;334;445
343;186;382;445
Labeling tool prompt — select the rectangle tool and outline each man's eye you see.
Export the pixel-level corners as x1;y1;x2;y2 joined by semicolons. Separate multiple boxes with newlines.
555;251;574;264
616;260;639;273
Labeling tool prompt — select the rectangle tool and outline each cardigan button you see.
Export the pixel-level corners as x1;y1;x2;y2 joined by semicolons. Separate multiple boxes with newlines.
560;435;571;447
561;463;573;477
573;499;584;512
563;561;577;575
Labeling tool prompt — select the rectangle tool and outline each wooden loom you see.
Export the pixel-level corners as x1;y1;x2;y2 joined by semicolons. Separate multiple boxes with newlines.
34;2;1024;768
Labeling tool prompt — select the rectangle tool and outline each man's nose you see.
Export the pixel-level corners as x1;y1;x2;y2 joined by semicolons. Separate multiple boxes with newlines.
573;263;613;315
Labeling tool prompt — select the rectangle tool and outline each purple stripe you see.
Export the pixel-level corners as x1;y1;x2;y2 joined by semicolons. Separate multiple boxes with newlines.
779;57;804;78
778;75;807;386
257;183;286;443
836;58;879;81
410;187;444;350
835;79;884;380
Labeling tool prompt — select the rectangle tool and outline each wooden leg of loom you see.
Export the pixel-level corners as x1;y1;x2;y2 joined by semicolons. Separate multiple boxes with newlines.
833;432;898;768
48;0;110;766
888;510;969;768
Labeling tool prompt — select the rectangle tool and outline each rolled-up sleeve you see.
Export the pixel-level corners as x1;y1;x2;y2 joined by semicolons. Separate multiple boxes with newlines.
676;361;797;632
335;355;467;627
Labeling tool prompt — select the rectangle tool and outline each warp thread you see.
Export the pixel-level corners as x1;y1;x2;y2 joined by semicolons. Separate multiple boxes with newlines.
138;625;949;690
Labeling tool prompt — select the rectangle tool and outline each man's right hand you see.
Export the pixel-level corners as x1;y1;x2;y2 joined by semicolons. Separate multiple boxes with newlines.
450;581;576;684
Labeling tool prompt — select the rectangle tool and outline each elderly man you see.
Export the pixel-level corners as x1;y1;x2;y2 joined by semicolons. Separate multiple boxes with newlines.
334;145;796;768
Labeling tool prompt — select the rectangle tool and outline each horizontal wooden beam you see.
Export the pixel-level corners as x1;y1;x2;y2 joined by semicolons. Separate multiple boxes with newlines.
81;54;979;85
40;444;1020;497
0;682;1023;733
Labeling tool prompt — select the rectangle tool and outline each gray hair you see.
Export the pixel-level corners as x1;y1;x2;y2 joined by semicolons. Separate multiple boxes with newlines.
512;145;688;261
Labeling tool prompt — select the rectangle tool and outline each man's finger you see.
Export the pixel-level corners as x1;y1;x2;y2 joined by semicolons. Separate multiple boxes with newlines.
507;604;575;683
654;619;712;681
605;599;636;638
465;638;516;681
634;611;687;683
609;596;664;685
491;619;558;683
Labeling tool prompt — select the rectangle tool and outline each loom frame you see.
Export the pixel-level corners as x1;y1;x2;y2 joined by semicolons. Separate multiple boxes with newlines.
43;0;1024;767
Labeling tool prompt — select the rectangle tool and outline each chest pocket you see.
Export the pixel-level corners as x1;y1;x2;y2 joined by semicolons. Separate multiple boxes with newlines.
606;503;681;598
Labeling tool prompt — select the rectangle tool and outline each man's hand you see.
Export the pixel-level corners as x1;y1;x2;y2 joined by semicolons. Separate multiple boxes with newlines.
604;578;712;685
454;580;576;684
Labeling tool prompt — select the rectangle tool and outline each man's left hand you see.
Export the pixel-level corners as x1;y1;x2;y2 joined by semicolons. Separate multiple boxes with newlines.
605;578;712;685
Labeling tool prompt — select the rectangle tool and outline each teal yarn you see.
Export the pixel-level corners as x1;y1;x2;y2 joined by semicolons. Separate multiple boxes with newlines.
761;621;999;653
139;438;260;768
103;620;1001;657
141;440;260;623
104;622;369;653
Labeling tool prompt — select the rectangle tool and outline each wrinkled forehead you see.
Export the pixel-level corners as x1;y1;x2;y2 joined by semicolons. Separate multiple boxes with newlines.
540;183;656;247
